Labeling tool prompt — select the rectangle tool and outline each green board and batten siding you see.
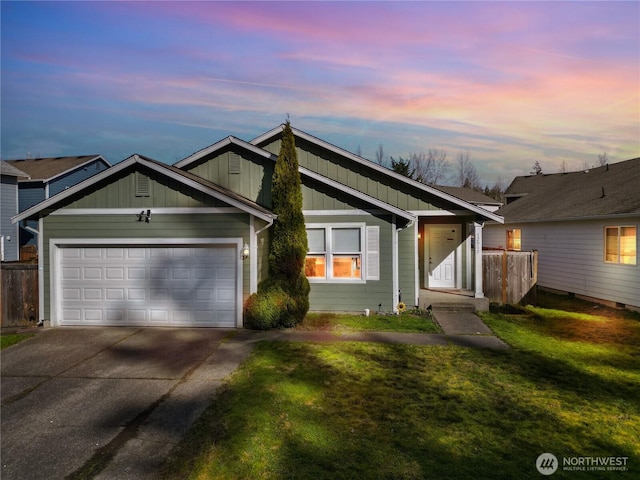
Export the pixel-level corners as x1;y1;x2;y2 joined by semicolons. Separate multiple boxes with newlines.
181;148;273;208
303;214;396;312
258;136;445;213
40;168;255;320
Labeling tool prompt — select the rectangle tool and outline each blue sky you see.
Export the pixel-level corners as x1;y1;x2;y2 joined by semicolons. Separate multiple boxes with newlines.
1;1;638;186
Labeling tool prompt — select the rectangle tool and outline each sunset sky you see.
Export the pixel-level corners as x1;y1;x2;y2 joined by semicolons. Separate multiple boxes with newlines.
2;1;638;186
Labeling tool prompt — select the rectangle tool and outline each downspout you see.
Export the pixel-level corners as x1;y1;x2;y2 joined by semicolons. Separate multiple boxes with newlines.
250;215;275;294
393;217;415;313
24;220;45;325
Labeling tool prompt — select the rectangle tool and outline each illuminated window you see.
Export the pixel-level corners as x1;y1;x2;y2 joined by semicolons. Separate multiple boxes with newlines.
605;226;637;265
507;229;521;251
305;226;364;281
305;228;326;278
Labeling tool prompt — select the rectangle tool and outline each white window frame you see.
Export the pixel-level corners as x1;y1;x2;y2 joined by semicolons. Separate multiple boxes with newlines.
604;226;637;265
305;223;366;283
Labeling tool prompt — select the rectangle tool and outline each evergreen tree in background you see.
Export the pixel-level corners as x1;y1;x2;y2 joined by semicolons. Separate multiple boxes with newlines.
245;120;310;329
390;156;416;180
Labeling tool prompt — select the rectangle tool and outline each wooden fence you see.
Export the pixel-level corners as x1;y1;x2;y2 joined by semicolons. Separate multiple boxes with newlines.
482;250;538;305
1;263;39;328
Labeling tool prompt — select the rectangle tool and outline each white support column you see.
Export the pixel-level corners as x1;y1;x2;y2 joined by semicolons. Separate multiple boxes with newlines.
474;221;484;298
392;215;399;313
413;220;419;308
249;216;257;294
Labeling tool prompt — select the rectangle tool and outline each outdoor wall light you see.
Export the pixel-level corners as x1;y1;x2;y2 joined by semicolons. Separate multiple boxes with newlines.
241;243;250;260
136;210;151;223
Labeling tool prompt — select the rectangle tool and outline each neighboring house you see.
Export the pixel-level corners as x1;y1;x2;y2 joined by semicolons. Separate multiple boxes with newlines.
1;161;30;261
484;158;640;312
13;126;502;328
5;155;110;248
430;185;502;213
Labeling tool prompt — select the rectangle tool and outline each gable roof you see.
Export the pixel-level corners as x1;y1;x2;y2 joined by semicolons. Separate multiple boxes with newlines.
174;136;274;168
1;160;30;178
497;157;640;222
13;154;275;224
5;155;110;182
251;125;503;223
175;135;416;223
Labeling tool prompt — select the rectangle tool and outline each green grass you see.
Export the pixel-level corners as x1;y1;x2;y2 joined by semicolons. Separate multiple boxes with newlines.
295;311;441;333
161;292;640;479
0;332;34;350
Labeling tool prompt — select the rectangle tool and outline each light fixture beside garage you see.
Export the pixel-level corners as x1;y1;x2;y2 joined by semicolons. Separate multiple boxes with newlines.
242;243;250;259
136;209;151;223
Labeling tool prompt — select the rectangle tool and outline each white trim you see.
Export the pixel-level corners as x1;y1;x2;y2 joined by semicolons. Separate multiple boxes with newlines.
474;222;484;298
49;237;243;328
303;209;378;217
50;207;243;216
411;210;467;216
392;216;399;312
249;216;258;294
305;223;367;284
38;218;45;323
414;221;420;307
466;223;473;290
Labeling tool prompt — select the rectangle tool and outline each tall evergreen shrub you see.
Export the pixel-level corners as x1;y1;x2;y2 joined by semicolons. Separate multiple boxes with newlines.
245;121;310;329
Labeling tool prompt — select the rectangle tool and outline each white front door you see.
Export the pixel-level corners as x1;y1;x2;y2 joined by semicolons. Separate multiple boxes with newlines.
427;225;460;288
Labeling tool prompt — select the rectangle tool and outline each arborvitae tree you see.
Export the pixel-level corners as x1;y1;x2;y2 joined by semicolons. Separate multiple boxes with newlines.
245;120;310;329
269;120;308;279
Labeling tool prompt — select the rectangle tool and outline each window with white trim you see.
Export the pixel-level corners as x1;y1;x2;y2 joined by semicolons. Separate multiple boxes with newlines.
305;224;378;281
604;226;636;265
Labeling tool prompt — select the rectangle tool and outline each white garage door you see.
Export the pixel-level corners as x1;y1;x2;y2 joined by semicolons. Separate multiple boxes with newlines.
59;245;238;327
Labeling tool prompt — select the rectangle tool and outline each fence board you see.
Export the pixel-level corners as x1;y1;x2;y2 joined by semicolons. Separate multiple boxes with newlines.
482;250;538;305
1;263;39;327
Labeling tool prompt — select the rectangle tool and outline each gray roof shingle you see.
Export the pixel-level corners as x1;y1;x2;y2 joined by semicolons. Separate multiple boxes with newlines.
5;155;107;182
497;157;640;222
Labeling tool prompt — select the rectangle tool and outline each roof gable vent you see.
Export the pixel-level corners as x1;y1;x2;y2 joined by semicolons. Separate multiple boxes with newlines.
229;152;241;174
135;172;150;197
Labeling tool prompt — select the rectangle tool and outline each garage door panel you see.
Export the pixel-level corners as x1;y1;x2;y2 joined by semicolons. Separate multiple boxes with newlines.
63;267;81;280
59;245;238;327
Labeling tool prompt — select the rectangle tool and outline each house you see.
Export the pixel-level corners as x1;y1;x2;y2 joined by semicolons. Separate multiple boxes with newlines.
484;157;640;312
13;125;502;328
1;161;30;261
5;155;111;249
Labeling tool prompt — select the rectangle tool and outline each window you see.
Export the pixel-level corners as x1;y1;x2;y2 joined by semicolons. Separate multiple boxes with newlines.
506;229;521;251
605;226;637;265
305;225;374;281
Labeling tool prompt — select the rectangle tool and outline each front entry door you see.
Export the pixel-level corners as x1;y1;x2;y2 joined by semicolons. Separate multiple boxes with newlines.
427;225;460;288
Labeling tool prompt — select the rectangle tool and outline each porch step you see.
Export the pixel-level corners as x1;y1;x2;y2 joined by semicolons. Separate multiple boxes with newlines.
430;303;477;313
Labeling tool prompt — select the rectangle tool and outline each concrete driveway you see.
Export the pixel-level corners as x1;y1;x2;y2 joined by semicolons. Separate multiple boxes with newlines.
1;327;253;480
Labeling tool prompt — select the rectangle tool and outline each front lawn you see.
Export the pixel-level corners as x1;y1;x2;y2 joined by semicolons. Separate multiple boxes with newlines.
161;293;640;479
0;332;34;350
295;310;441;333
